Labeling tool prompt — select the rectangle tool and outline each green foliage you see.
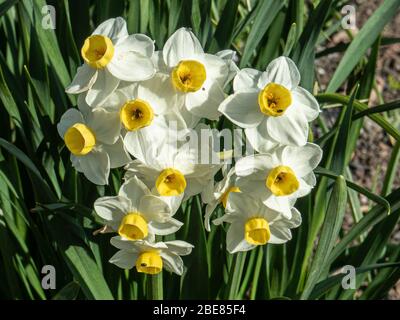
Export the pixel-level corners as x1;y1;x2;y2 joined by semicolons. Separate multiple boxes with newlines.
0;0;399;300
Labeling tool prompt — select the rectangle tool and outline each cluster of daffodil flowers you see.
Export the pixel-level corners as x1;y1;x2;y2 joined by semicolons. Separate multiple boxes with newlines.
57;17;322;276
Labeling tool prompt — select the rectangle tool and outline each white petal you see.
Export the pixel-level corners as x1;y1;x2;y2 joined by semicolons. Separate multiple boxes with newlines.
149;218;183;235
87;108;120;145
269;225;292;244
160;193;184;216
245;119;279;153
152;50;169;73
281;143;322;177
226;192;260;218
302;172;317;187
57;109;84;138
258;56;300;90
264;195;294;219
77;93;92;116
139;195;171;222
99;89;129;112
216;50;239;87
267;110;309;146
109;250;137;269
119;176;150;209
164;240;194;256
234;154;274;178
78;149;110;185
202;53;229;85
294;178;312;198
94;195;131;229
123;115;182;166
93;17;128;43
65;64;97;94
136;74;178;115
204;201;218;232
102;137;131;168
107;49;155;82
218;91;263;128
226;222;255;253
163;27;204;67
268;232;291;244
85;69;120;107
110;236;137;250
160;252;184;275
236;178;271;204
292;87;320;121
287;207;302;228
117;33;154;58
124;160;160;184
185;81;225;120
233;68;262;92
201;180;215;204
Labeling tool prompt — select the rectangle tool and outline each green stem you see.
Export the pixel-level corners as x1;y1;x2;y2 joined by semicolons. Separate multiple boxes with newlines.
147;272;163;300
237;249;257;298
250;246;264;300
227;252;247;299
381;140;400;196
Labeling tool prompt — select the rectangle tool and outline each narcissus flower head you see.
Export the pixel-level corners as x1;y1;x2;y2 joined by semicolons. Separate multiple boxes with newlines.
124;123;221;200
57;107;130;185
234;143;322;217
94;176;183;241
109;237;194;275
219;56;320;152
201;166;240;231
157;28;238;121
66;17;155;107
213;193;301;253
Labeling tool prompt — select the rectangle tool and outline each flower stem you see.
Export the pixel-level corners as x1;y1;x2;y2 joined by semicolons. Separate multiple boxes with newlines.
147;272;163;300
227;252;247;299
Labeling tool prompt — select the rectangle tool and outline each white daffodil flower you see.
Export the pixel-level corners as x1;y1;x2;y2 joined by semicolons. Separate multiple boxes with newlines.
57;108;130;185
95;74;188;148
109;236;193;275
66;17;155;107
213;193;302;253
124;123;221;200
94;176;183;242
219;56;320;152
235;143;322;217
157;27;235;121
201;166;240;232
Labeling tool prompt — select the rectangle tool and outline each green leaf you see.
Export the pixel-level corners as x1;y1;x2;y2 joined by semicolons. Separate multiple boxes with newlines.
180;196;209;299
329;188;400;265
353;100;400;120
317;93;400;142
331;84;358;175
301;176;347;299
283;23;297;56
0;0;19;17
309;262;400;299
0;138;56;202
291;0;335;90
327;0;400;92
239;0;285;68
48;215;114;300
315;167;390;216
52;281;80;300
208;0;239;52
